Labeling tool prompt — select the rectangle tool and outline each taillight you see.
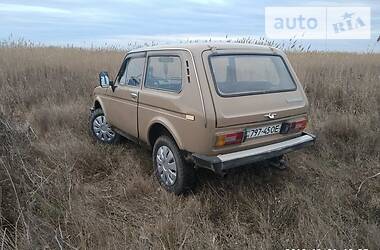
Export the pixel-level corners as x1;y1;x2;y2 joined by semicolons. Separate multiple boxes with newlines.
215;131;244;147
280;117;308;134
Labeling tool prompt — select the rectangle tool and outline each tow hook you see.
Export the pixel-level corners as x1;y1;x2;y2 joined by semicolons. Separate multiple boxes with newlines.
268;156;288;170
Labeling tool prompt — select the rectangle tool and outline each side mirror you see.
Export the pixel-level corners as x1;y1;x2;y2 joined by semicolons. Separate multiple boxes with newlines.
99;71;113;88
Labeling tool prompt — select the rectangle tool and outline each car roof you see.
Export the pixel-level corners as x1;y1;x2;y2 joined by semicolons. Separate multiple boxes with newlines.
129;42;276;54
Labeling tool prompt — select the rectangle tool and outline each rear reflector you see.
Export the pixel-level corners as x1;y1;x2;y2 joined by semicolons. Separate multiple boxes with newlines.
215;131;244;147
280;117;308;134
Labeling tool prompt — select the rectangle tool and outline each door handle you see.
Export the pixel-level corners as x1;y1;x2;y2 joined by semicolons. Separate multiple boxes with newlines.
130;92;138;99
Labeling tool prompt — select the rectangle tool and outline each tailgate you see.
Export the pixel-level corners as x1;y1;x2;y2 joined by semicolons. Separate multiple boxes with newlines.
213;91;307;127
202;49;308;128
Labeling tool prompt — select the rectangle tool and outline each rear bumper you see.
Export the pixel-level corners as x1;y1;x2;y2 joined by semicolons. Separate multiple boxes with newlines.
192;132;315;173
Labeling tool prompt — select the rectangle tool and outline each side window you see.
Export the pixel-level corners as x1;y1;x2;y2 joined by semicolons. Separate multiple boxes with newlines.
119;57;145;86
145;56;182;93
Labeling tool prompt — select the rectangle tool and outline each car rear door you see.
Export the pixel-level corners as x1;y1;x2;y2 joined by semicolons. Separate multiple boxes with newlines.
102;52;146;138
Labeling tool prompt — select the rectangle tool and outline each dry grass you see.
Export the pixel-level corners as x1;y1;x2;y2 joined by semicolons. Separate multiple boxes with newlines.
0;46;379;249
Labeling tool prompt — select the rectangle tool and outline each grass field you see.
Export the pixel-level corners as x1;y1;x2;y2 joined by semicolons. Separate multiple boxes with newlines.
0;45;379;249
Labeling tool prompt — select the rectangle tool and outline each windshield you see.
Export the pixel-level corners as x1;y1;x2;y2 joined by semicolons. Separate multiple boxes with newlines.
209;54;297;96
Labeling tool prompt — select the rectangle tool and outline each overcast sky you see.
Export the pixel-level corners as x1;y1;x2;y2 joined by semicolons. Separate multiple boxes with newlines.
0;0;379;51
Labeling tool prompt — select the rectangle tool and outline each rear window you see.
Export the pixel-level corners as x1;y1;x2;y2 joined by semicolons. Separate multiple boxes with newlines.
209;55;296;96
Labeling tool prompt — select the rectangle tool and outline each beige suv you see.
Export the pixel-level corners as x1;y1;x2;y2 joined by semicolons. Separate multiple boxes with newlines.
90;43;315;194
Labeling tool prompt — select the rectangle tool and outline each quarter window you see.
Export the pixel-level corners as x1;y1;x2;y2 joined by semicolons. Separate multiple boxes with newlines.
120;57;145;86
145;56;182;93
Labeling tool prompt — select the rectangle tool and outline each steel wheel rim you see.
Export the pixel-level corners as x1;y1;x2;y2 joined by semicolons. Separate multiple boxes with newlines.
92;115;115;142
156;145;177;186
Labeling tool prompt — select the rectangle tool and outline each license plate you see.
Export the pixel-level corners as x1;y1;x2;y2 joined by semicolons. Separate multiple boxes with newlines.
245;124;282;139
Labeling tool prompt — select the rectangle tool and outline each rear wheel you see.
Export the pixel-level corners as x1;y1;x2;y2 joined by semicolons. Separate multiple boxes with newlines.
90;108;121;144
153;135;195;194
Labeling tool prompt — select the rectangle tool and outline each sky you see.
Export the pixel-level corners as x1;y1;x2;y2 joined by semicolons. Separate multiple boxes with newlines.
0;0;379;52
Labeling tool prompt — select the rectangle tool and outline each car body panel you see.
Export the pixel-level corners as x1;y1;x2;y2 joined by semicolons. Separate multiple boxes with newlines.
138;50;212;153
101;88;139;138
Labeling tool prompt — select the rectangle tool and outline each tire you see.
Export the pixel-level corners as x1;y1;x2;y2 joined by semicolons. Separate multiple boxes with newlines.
153;135;195;194
90;108;121;144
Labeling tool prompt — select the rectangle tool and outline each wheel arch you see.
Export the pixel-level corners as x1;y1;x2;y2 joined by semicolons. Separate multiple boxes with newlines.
147;120;183;150
93;97;108;116
94;100;102;110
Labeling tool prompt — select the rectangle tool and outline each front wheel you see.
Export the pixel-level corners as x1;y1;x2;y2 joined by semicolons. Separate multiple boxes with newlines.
90;108;121;144
153;135;195;194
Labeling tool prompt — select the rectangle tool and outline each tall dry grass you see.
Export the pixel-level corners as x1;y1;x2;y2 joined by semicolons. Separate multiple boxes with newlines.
0;45;379;249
